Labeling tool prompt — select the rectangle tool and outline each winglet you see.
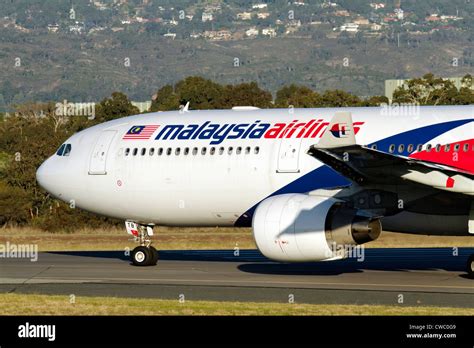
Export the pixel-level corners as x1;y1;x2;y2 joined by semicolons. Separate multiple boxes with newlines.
315;112;356;149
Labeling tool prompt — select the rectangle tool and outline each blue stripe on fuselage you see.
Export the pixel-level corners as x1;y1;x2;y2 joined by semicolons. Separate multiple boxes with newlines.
235;118;473;227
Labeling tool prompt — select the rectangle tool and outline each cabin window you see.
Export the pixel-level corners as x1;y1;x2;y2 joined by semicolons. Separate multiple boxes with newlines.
254;146;260;154
184;147;190;155
245;146;251;154
157;148;163;156
398;144;405;153
435;144;441;152
416;144;423;152
454;144;460;152
141;148;146;156
463;143;469;152
149;148;155;156
132;148;138;156
371;144;377;150
407;144;413;153
166;148;172;156
236;147;242;155
175;148;181;156
444;144;450;152
219;147;225;155
210;147;216;155
125;148;130;156
192;147;198;155
228;147;233;155
201;147;207;155
389;144;395;153
426;144;432;152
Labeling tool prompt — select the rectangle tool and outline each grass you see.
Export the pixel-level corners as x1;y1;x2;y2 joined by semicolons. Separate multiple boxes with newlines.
0;293;472;316
1;226;473;252
0;227;472;252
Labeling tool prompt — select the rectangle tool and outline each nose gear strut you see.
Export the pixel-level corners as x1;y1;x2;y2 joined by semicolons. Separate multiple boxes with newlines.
125;221;159;266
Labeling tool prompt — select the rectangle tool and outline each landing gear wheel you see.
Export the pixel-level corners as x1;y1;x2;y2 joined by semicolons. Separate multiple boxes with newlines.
149;246;159;266
467;255;474;279
131;246;153;266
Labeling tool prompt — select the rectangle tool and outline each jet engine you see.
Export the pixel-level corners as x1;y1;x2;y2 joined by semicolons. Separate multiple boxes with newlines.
252;193;381;262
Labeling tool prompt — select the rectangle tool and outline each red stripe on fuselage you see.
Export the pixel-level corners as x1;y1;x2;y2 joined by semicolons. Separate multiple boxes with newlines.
409;139;474;174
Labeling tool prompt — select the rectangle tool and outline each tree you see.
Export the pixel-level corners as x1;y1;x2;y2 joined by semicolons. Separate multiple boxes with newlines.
217;82;273;109
392;73;459;105
150;85;180;112
320;89;361;107
0;181;31;226
359;95;390;106
95;92;140;122
453;75;474;104
274;84;321;108
174;76;224;110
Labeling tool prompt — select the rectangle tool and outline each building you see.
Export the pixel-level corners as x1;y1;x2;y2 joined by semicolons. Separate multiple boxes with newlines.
245;28;259;37
340;23;359;32
202;12;213;22
190;32;202;39
371;23;382;31
163;32;176;39
252;4;268;9
385;77;474;102
257;12;270;19
69;21;85;34
203;30;231;41
262;28;277;37
370;3;385;10
47;24;59;33
353;17;369;25
237;12;252;20
394;8;404;20
131;101;152;113
426;14;441;22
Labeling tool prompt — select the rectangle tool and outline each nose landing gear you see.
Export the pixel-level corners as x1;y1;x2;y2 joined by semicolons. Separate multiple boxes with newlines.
126;221;159;266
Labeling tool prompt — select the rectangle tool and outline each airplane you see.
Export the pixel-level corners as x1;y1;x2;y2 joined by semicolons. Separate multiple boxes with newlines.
36;105;474;276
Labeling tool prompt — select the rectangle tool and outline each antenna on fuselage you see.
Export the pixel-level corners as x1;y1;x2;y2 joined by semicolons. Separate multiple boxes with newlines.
180;101;190;113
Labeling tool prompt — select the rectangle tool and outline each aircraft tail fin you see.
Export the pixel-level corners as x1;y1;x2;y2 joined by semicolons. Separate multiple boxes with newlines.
316;112;356;149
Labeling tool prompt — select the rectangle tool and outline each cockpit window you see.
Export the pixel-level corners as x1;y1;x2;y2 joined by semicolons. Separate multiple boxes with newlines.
56;144;66;156
57;143;72;156
63;144;72;156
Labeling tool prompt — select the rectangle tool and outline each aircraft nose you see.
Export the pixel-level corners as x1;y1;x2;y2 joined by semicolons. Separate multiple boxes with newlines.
36;157;58;196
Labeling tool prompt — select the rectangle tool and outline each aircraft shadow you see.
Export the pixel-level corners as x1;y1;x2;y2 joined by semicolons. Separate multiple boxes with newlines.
47;248;474;276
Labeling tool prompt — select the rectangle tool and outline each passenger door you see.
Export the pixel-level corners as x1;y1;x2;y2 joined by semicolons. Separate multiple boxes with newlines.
89;130;117;175
276;127;304;173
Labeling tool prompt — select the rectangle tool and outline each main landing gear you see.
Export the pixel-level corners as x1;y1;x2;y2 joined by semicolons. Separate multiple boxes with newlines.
125;221;159;266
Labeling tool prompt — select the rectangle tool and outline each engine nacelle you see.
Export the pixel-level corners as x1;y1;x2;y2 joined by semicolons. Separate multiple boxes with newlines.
252;193;381;262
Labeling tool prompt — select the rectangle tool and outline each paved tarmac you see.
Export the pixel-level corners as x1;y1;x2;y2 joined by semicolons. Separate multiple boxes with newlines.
0;248;473;307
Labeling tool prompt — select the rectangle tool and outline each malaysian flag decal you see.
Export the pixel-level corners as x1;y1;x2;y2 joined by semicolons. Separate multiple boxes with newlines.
123;125;159;140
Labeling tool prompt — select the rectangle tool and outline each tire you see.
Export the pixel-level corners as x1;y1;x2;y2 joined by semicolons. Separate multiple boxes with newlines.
467;255;474;279
149;246;159;266
131;246;152;266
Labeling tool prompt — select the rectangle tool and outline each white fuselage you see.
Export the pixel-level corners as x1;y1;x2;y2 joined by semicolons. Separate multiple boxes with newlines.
36;106;473;234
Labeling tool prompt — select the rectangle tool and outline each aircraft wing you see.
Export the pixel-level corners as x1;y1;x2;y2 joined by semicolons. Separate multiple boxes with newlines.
307;112;474;196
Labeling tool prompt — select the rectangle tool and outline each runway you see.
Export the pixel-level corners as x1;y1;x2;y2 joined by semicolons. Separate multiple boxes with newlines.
0;248;473;307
